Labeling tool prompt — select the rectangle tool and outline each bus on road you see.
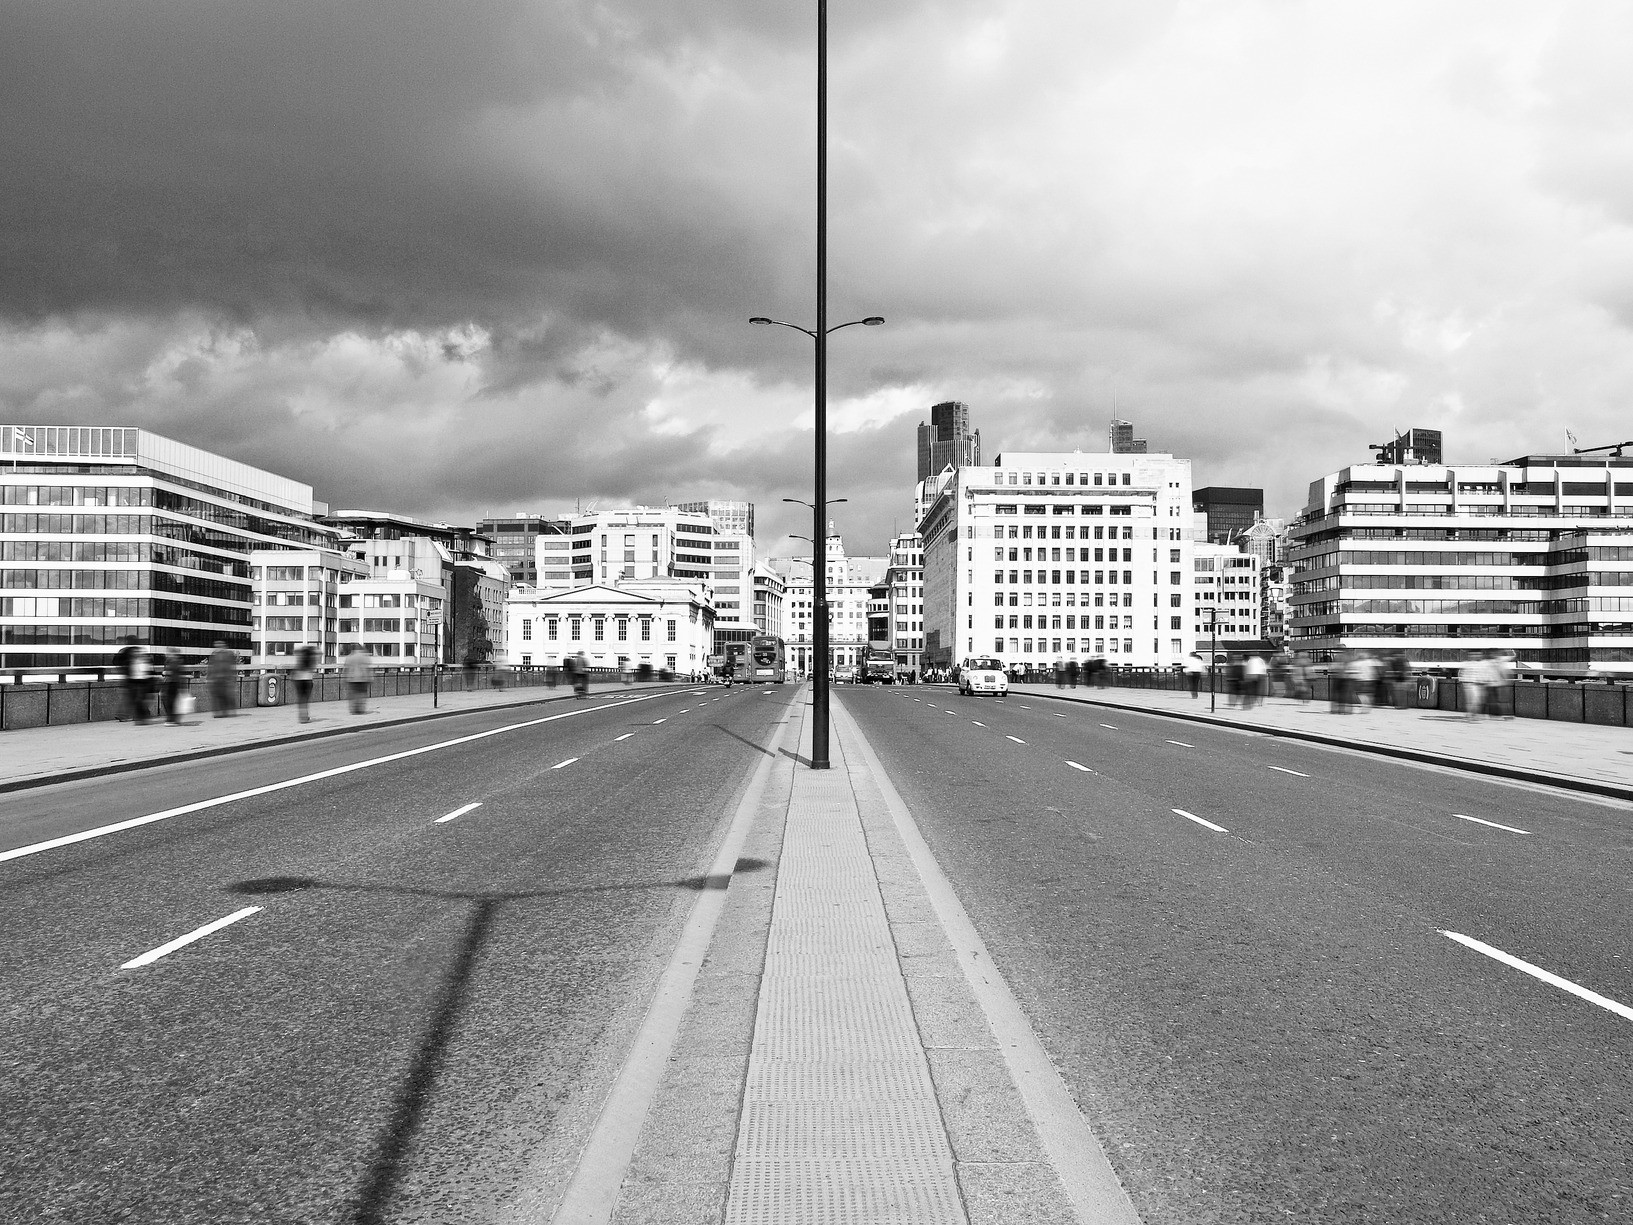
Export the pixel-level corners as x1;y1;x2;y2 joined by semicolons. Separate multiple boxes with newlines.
735;634;787;683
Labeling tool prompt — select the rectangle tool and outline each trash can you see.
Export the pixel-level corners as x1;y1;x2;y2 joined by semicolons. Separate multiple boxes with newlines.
257;673;284;707
1415;675;1438;708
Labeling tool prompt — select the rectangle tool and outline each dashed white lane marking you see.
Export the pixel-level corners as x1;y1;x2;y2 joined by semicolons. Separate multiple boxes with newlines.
1440;931;1632;1022
1018;704;1031;709
615;733;635;741
552;757;579;769
435;802;482;824
1453;813;1530;835
0;691;672;867
913;698;923;703
1067;761;1093;773
972;721;985;727
944;709;957;715
1172;808;1228;833
678;708;691;713
1166;740;1193;747
1006;735;1026;744
653;718;667;724
1055;713;1067;717
1267;766;1309;777
1099;723;1118;730
122;907;262;970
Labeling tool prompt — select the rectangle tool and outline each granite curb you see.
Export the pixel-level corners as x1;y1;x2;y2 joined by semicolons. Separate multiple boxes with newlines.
1003;686;1633;803
0;683;693;796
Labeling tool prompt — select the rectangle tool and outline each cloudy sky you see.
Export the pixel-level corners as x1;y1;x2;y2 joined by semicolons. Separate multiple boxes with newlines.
4;1;1633;553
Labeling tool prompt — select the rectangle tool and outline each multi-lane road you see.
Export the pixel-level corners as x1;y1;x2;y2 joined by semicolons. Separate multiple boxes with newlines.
2;680;1627;1224
0;684;789;1225
846;686;1631;1224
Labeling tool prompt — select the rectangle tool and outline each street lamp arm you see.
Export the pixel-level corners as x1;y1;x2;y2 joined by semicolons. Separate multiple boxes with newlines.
750;316;883;339
824;316;885;335
749;316;817;339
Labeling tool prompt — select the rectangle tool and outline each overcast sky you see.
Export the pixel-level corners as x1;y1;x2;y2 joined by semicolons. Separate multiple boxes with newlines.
5;1;1632;554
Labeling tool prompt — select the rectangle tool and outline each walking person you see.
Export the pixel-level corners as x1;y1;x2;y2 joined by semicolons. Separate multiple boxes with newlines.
161;647;187;724
292;643;317;723
573;650;591;698
1242;654;1268;709
1183;651;1204;699
343;643;374;714
1329;654;1351;714
1349;650;1380;714
1459;651;1492;720
207;639;238;718
114;637;151;724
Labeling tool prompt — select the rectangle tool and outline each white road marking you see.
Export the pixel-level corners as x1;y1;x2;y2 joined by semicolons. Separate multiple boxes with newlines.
1055;713;1067;718
678;708;690;713
615;733;635;741
1067;761;1093;772
1453;813;1530;835
1166;740;1193;747
552;757;579;769
0;693;670;867
653;718;666;724
435;802;482;824
1099;723;1118;730
1172;808;1228;833
122;907;262;970
913;698;923;703
1019;704;1031;709
972;721;986;727
1006;735;1026;744
1440;931;1632;1022
944;709;957;715
1267;766;1309;777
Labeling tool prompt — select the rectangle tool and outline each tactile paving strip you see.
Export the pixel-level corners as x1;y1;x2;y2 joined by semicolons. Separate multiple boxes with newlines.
724;743;966;1224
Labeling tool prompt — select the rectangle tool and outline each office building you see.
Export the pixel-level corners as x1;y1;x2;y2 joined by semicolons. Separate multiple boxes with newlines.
751;566;786;639
477;513;570;586
506;579;714;677
1193;542;1263;649
885;533;925;678
672;499;755;540
1287;452;1633;672
916;401;981;484
1;425;331;669
248;547;367;665
1109;419;1147;454
919;451;1196;671
1193;487;1266;545
1370;428;1443;467
767;533;888;677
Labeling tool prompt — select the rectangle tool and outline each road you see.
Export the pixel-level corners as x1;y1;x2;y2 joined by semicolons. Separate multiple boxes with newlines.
0;683;795;1225
842;685;1632;1225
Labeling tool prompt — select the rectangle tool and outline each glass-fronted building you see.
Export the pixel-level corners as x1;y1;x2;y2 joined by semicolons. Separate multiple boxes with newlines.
1;425;329;669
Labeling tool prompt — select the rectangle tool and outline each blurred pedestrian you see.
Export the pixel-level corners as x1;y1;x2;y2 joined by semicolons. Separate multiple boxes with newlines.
292;643;317;723
619;656;632;685
1460;651;1494;719
114;637;151;724
1066;658;1080;688
1183;652;1204;698
207;639;238;717
573;650;591;697
1349;650;1380;714
1329;654;1351;714
1242;654;1267;709
1492;649;1517;717
1225;657;1243;707
343;642;374;714
161;646;187;724
1286;656;1310;704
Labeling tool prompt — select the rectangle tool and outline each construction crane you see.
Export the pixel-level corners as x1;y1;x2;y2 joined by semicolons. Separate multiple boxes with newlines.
1572;440;1633;458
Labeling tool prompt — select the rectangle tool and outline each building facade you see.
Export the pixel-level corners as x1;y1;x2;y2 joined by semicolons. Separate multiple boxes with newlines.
248;547;368;665
1286;454;1633;672
1109;420;1147;454
477;513;569;586
885;532;924;678
920;451;1196;671
506;580;714;676
1;425;330;670
767;535;888;677
1193;542;1263;651
1193;487;1266;545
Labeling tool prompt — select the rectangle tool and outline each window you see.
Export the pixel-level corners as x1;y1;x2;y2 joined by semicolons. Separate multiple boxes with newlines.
570;618;582;641
667;619;677;641
522;620;533;640
547;618;558;640
1170;616;1182;630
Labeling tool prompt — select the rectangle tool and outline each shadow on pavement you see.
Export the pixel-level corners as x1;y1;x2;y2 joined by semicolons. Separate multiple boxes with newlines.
223;857;770;1224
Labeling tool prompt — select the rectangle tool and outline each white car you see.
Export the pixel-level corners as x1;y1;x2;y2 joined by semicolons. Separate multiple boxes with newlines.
958;657;1009;696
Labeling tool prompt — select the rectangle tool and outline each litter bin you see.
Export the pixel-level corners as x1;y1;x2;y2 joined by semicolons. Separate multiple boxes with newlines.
257;673;284;707
1415;675;1438;708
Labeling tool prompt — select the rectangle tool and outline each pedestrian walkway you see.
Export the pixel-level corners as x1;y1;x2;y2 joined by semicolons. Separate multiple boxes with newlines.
1007;682;1633;798
0;679;688;792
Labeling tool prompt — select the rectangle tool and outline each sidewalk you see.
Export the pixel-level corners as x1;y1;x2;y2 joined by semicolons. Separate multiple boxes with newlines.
0;679;691;793
1006;682;1633;799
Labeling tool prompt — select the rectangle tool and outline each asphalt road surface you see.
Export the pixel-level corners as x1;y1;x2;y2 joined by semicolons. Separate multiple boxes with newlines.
843;685;1631;1225
0;683;795;1225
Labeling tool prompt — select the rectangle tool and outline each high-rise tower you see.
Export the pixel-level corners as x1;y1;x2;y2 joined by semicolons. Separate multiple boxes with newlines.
916;401;981;483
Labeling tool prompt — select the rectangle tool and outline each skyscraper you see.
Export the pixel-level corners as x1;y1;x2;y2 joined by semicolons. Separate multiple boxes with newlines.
1192;486;1265;544
916;401;980;483
1109;419;1147;454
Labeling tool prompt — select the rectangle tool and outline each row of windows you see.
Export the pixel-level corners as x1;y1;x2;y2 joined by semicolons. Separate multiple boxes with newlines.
1295;574;1547;593
1298;599;1550;616
990;501;1136;515
0;569;250;600
990;546;1149;563
993;591;1147;608
520;617;680;643
1297;527;1555;546
0;624;254;646
993;569;1179;586
992;637;1149;654
994;470;1136;487
1295;550;1556;569
1;484;148;508
1290;623;1633;639
990;614;1183;631
0;596;249;623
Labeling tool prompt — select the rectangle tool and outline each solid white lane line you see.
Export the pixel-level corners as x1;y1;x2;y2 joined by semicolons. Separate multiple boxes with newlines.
1067;761;1093;773
1172;808;1228;833
1006;735;1026;744
1166;740;1194;747
1453;813;1530;835
1099;723;1118;730
122;907;262;969
1267;766;1309;777
972;721;985;727
435;802;482;824
0;693;674;867
1440;931;1632;1022
615;733;635;741
552;757;579;769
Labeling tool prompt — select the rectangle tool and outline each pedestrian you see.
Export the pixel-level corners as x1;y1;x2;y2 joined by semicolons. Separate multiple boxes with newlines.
1183;652;1203;699
1459;652;1492;719
1242;654;1268;709
1329;654;1350;714
1349;650;1379;714
1285;656;1309;703
1066;658;1080;688
114;637;152;724
161;646;187;724
573;650;591;697
292;643;317;723
343;642;374;714
620;656;632;686
207;639;238;718
1491;649;1517;717
1225;657;1243;707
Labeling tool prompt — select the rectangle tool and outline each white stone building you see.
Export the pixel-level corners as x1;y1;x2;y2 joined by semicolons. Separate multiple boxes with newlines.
767;534;889;678
507;579;714;677
1193;542;1263;652
920;450;1196;670
885;533;924;677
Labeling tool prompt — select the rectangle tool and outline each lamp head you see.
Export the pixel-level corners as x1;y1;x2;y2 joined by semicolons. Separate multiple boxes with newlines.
861;316;885;326
749;317;773;325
